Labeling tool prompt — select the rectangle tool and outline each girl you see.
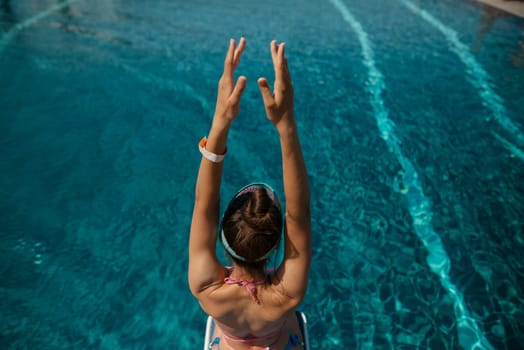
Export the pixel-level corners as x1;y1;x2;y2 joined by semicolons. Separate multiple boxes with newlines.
189;38;311;350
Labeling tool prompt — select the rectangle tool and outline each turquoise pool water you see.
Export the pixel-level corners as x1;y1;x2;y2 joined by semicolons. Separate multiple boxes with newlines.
1;0;523;348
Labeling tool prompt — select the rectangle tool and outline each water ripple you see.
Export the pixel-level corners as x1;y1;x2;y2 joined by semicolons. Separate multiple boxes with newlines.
328;0;494;348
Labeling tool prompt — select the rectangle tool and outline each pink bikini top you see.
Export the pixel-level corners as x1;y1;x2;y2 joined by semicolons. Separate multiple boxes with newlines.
223;267;272;304
220;268;286;347
224;276;267;304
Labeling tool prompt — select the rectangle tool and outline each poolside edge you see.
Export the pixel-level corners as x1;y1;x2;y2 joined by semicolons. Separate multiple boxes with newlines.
474;0;524;18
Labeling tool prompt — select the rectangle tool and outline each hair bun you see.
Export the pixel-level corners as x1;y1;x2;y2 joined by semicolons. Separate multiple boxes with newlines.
241;189;278;233
221;187;283;264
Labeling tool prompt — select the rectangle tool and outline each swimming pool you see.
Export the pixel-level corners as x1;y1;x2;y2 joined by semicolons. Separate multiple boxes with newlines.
1;0;523;348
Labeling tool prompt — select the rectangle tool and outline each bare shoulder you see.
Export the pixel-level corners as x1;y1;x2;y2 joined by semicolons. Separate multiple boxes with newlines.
198;280;298;320
270;269;307;309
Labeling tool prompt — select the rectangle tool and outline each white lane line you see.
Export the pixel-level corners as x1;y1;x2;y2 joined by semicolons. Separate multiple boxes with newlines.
493;131;524;160
328;0;495;349
400;0;524;162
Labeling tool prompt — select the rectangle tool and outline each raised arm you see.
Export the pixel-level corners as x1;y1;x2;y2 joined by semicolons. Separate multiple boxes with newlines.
188;38;247;297
258;41;311;302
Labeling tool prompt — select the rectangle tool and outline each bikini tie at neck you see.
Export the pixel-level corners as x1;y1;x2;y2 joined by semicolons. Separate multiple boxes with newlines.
224;276;266;304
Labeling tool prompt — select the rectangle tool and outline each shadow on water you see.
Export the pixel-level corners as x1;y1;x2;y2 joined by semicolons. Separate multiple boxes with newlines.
472;4;524;67
54;0;133;47
1;0;14;23
58;0;74;20
1;0;11;13
57;0;78;34
472;5;510;51
0;0;77;56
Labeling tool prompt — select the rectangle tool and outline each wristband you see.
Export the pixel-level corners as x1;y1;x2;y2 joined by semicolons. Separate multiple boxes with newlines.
199;137;227;163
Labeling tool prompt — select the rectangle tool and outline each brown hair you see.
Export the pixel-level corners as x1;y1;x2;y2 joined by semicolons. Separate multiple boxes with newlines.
221;188;283;271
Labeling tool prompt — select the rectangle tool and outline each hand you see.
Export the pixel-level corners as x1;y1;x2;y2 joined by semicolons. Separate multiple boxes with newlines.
257;40;295;133
214;38;247;124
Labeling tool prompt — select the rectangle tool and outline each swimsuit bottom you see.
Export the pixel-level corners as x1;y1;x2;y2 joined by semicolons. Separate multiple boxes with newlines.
205;311;309;350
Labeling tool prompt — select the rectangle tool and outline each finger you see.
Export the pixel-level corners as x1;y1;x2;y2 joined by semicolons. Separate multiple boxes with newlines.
278;42;286;66
223;38;235;75
270;41;281;80
270;40;278;65
232;37;246;67
274;42;286;82
257;77;275;109
283;57;291;82
229;76;247;105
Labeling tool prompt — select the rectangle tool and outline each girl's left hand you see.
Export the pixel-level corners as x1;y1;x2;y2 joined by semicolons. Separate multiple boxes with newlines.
214;37;247;124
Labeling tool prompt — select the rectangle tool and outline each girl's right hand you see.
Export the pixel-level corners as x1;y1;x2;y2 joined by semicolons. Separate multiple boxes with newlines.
214;38;247;125
257;40;295;134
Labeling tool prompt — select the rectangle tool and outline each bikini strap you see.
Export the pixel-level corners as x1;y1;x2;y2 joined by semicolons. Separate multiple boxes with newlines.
224;276;266;304
208;337;220;349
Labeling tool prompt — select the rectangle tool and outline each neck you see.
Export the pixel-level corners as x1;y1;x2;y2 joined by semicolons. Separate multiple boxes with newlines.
230;263;266;281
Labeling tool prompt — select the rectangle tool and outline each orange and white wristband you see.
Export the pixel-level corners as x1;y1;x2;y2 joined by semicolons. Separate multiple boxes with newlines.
199;137;227;163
